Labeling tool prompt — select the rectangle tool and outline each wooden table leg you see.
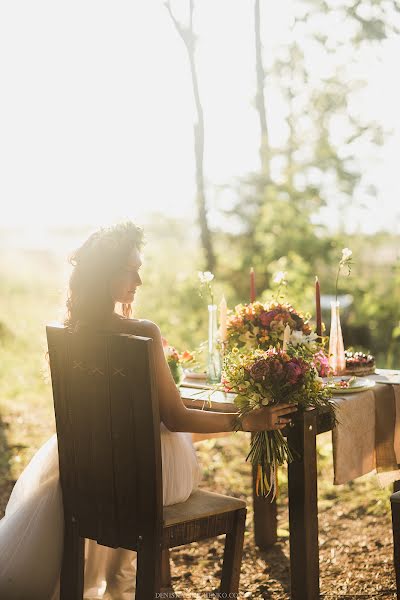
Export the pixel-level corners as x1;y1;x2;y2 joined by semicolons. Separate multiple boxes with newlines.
161;549;172;590
287;409;319;600
252;434;278;549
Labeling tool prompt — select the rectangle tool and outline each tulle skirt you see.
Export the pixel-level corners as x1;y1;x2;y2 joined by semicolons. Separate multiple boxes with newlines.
0;424;200;600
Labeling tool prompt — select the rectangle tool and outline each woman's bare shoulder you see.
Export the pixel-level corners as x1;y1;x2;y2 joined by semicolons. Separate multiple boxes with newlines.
116;317;161;340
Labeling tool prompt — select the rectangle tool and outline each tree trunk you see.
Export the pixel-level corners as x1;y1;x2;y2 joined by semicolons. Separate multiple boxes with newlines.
254;0;270;177
166;1;215;272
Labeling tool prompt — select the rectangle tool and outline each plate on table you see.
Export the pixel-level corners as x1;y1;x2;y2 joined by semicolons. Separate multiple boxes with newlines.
184;370;208;381
323;376;376;394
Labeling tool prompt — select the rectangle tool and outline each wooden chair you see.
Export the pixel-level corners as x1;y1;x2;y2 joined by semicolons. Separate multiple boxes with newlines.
46;325;246;599
391;490;400;598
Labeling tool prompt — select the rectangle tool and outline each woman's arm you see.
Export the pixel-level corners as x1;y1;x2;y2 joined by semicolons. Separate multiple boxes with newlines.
134;320;297;434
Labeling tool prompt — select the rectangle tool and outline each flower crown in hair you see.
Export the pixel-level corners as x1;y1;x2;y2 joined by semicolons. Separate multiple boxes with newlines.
70;221;144;266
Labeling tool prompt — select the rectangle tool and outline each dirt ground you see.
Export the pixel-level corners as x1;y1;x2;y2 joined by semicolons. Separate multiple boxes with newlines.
166;431;398;600
162;434;397;599
0;432;397;599
168;501;396;599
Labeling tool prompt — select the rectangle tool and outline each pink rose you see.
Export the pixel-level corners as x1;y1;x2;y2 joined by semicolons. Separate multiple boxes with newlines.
313;350;330;377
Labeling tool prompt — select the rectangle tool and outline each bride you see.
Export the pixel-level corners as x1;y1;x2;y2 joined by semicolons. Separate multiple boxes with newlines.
0;222;296;599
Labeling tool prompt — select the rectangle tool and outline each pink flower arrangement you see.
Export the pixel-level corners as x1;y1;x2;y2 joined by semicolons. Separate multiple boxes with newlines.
225;300;331;379
226;301;313;351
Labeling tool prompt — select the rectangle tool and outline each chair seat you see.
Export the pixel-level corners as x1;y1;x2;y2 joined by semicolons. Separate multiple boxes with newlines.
163;489;246;526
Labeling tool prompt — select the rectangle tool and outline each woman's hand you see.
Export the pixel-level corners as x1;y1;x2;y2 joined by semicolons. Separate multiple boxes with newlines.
241;403;297;432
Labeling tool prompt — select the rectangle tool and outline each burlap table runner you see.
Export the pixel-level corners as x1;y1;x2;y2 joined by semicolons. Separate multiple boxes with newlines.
333;383;400;486
374;384;400;486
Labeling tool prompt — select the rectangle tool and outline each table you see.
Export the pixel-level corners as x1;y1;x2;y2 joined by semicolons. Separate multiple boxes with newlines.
180;371;400;600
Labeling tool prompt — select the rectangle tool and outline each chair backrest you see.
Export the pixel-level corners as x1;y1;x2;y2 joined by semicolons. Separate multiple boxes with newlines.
46;324;163;550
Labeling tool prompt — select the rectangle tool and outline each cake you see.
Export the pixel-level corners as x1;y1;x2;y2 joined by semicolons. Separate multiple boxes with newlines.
344;350;375;376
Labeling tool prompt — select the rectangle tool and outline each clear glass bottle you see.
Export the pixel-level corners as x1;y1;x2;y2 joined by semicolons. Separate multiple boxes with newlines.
207;304;222;384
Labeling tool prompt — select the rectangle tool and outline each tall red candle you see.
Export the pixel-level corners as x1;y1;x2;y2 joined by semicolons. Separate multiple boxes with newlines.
315;276;322;337
250;267;256;303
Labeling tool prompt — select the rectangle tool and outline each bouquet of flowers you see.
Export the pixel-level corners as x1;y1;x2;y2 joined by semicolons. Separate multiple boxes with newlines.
162;339;195;386
222;345;334;498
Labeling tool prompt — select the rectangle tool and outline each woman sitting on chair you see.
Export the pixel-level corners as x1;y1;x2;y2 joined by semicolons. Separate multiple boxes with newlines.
0;222;296;600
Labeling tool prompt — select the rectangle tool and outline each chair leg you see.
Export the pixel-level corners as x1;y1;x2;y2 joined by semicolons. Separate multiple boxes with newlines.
60;515;85;600
220;508;247;594
136;542;162;600
391;500;400;599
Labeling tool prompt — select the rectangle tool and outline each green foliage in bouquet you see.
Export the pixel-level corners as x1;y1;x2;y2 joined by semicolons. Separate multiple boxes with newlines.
222;345;334;498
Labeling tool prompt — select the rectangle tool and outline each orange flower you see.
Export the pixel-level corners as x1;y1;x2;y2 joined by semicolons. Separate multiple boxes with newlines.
180;350;194;362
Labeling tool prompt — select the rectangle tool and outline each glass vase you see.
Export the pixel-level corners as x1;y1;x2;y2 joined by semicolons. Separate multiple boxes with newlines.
207;304;222;384
328;300;346;375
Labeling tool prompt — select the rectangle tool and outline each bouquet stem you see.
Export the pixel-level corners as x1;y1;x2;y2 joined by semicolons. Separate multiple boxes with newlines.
248;430;294;499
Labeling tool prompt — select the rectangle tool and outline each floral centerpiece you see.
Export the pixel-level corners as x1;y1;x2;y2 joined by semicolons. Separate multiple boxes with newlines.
163;339;195;386
225;298;331;378
226;300;316;350
222;344;334;498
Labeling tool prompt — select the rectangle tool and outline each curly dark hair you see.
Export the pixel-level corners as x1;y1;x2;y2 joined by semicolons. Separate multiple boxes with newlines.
65;222;144;330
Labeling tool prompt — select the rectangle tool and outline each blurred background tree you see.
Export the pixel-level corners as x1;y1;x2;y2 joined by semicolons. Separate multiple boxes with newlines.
166;0;216;273
210;0;400;366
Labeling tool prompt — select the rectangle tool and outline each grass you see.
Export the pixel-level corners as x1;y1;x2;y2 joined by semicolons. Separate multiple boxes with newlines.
0;250;64;481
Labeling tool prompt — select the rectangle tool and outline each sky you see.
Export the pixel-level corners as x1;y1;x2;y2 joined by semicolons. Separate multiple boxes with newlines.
0;0;399;238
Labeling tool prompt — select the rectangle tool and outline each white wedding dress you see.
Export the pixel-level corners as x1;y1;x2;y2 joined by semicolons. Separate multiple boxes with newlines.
0;424;200;600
